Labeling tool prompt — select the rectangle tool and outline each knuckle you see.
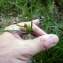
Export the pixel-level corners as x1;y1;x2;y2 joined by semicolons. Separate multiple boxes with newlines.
39;36;50;50
5;25;19;30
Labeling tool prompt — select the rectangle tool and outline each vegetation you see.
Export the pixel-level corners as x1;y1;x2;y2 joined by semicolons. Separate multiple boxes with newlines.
0;0;63;63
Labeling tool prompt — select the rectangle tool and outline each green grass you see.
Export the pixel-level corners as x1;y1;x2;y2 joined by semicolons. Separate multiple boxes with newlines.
0;0;63;63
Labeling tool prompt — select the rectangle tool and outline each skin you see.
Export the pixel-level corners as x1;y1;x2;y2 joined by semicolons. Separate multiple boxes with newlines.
0;19;59;63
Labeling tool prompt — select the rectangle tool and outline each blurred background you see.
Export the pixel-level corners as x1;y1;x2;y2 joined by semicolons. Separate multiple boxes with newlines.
0;0;63;63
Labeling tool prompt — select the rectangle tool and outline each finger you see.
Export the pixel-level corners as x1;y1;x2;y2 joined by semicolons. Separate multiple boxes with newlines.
16;34;59;58
18;23;47;36
31;24;47;36
24;34;59;55
18;19;40;25
19;24;47;36
17;19;40;37
32;19;40;25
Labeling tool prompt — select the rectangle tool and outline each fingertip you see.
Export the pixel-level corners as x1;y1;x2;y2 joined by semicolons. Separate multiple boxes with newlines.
32;34;59;52
33;19;40;25
49;34;59;46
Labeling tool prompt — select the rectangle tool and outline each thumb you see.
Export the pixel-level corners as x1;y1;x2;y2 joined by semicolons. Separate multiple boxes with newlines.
30;34;59;55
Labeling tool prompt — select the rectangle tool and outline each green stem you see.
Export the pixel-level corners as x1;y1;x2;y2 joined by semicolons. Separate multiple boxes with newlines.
31;20;33;29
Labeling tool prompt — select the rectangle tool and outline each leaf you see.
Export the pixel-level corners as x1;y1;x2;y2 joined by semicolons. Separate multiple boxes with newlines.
24;24;28;28
26;27;34;32
24;23;34;32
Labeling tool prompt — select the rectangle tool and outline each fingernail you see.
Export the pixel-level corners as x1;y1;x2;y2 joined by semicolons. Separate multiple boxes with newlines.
50;34;59;45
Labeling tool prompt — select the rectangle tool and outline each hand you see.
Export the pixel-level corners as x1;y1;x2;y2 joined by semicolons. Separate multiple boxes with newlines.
0;19;59;63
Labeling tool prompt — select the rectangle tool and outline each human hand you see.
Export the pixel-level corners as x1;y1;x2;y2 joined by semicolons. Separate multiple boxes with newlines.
0;19;59;63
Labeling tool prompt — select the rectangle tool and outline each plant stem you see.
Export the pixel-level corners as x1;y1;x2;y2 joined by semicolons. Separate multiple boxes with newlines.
31;20;33;29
